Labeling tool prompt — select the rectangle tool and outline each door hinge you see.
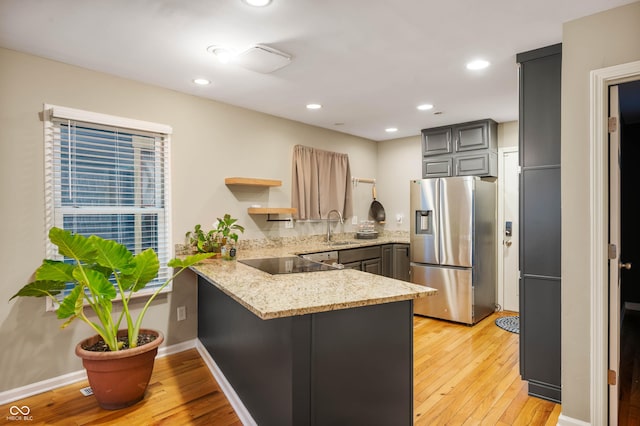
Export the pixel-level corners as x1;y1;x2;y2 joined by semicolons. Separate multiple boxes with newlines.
608;369;617;386
608;117;618;133
609;244;617;260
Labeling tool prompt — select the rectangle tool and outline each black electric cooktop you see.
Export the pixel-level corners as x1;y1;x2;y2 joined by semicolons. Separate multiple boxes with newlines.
238;256;336;275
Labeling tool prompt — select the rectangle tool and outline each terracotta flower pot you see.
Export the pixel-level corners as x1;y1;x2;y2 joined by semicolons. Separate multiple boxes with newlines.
75;329;164;410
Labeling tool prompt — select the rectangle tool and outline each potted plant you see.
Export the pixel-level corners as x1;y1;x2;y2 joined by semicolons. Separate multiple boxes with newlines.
185;214;244;260
215;214;245;260
9;227;213;410
185;223;221;255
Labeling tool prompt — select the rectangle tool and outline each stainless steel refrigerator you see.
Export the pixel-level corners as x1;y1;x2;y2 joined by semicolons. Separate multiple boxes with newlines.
410;176;496;325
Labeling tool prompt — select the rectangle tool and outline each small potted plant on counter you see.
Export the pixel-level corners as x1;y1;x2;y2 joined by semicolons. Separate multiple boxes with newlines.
9;227;213;410
186;214;244;260
215;213;245;260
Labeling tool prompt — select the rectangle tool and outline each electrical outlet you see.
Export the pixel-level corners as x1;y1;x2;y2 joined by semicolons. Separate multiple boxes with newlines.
285;218;294;229
177;306;186;321
396;213;403;224
351;215;358;225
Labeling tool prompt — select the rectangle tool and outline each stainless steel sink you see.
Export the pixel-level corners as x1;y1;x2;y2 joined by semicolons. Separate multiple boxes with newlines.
325;241;353;246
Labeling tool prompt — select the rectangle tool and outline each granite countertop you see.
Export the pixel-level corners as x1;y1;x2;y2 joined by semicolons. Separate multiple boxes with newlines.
189;232;436;320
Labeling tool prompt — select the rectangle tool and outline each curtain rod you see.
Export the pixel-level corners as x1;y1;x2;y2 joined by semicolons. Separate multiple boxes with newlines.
351;177;375;184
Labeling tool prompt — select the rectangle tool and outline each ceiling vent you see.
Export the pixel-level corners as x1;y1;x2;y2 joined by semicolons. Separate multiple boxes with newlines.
235;44;291;74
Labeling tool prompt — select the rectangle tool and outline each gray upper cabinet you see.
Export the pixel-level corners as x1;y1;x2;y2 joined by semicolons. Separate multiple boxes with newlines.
454;120;491;152
421;127;452;156
421;119;498;178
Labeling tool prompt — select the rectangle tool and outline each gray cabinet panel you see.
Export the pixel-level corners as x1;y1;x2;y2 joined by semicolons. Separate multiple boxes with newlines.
423;157;452;178
521;276;561;402
455;152;497;177
520;53;562;168
393;244;410;281
421;127;452;156
339;246;381;264
381;244;393;277
454;120;490;152
521;167;561;276
363;258;381;275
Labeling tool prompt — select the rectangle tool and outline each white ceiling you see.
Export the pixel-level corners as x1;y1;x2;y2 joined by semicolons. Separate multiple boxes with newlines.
0;0;635;141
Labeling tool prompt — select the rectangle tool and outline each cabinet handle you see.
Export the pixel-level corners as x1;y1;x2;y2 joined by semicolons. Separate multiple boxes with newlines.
619;262;632;270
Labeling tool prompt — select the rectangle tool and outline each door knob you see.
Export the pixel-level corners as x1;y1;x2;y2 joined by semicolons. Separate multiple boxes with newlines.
619;262;632;270
505;240;513;247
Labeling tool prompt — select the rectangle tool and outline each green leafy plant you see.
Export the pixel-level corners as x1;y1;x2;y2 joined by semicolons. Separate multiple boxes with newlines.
185;223;220;253
215;213;245;243
9;227;213;351
185;214;245;254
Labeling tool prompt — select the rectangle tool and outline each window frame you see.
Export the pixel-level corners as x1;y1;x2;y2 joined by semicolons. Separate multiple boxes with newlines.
43;104;173;311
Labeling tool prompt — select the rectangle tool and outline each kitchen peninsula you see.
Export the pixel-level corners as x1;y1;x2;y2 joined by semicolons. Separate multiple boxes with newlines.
191;235;435;426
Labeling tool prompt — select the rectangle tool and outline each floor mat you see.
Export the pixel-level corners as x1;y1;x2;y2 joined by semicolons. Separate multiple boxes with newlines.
495;316;519;334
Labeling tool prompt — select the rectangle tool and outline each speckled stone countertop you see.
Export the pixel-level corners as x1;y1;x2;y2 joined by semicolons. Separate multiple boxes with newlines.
188;232;436;320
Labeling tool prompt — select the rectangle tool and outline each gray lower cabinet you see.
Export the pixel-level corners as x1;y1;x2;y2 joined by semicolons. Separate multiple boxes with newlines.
517;43;562;403
313;243;409;279
382;244;410;281
198;276;414;426
421;119;498;178
338;245;381;272
393;244;410;281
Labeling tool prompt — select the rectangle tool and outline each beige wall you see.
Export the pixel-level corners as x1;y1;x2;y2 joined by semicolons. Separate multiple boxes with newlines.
562;1;640;422
0;47;377;392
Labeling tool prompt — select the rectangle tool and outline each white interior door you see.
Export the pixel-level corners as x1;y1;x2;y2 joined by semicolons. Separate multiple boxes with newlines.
609;84;621;426
499;148;520;312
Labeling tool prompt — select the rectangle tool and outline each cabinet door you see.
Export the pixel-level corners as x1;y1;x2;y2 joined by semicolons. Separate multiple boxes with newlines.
381;245;393;277
454;120;489;152
421;127;452;157
392;244;410;281
423;157;452;178
454;152;497;177
362;258;381;275
341;261;361;271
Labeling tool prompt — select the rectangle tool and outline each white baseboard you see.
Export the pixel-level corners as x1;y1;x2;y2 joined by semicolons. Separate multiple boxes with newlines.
557;413;591;426
0;339;198;406
195;340;256;426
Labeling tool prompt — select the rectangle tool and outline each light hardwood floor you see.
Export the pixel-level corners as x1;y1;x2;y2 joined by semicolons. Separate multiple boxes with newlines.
1;312;560;425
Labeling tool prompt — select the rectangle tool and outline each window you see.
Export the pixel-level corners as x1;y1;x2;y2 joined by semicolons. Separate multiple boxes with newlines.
43;105;172;307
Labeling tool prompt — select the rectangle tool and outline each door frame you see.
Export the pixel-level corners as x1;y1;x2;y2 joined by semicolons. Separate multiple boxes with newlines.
589;60;640;425
497;146;518;312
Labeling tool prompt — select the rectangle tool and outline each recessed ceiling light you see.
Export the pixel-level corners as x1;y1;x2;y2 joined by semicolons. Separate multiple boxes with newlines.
193;78;211;85
385;127;398;133
417;104;434;111
306;103;322;110
207;45;236;64
466;59;490;70
242;0;272;6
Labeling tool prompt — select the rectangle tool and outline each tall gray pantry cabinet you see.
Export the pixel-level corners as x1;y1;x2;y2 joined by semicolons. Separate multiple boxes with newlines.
516;44;562;403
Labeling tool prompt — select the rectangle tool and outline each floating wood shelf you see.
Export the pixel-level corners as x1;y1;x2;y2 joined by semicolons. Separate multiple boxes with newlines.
248;207;297;215
225;177;282;187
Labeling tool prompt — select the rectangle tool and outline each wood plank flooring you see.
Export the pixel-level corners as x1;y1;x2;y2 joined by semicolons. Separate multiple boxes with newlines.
619;309;640;426
1;312;560;425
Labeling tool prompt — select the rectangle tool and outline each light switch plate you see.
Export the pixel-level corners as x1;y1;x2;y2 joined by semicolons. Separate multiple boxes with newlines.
351;216;358;225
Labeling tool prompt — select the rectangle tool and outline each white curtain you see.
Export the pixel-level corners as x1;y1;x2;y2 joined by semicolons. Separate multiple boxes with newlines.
291;145;353;220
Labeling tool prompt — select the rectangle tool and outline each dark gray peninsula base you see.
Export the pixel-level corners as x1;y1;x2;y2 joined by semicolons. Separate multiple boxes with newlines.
198;275;414;426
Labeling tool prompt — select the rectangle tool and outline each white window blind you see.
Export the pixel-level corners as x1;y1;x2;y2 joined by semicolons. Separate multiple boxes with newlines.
43;105;172;307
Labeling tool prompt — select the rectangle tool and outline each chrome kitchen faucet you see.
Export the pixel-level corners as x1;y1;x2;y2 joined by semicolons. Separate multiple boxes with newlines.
325;209;344;243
